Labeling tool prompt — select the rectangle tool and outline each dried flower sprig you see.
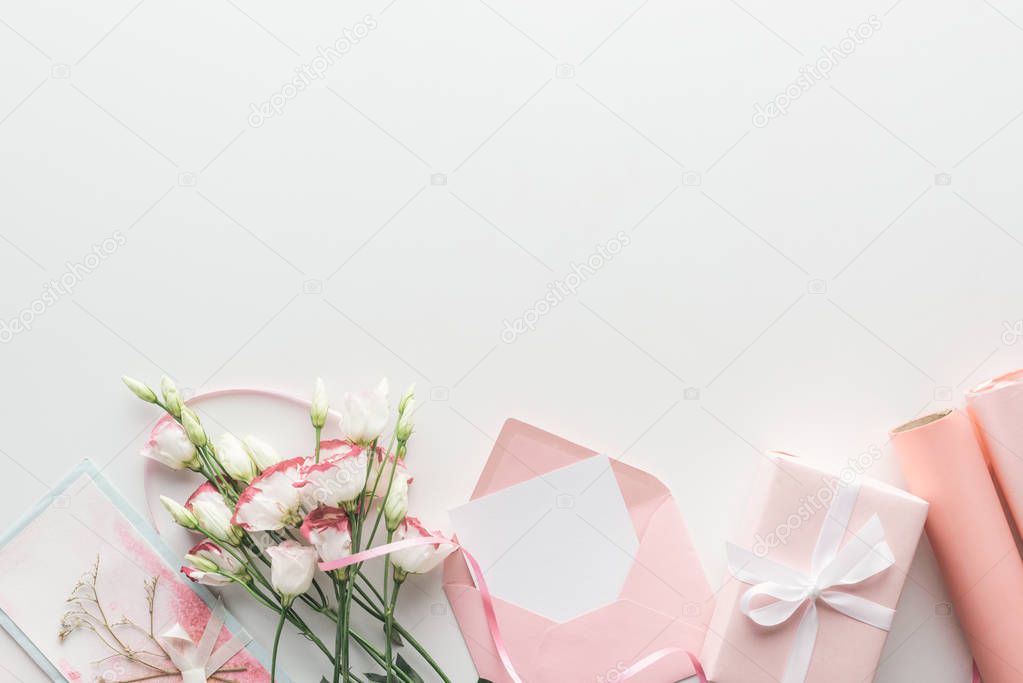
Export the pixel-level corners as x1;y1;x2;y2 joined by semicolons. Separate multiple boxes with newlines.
60;555;245;682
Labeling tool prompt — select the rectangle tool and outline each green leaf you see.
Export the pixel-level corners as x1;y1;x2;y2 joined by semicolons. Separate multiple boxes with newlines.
365;674;388;683
387;626;405;647
478;679;495;683
396;654;425;683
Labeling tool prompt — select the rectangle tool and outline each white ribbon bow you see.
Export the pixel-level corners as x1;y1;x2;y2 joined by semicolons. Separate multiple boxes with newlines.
727;481;896;683
159;600;252;683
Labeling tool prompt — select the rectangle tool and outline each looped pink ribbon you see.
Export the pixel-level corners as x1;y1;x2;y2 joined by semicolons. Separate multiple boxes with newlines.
321;536;525;683
142;386;982;683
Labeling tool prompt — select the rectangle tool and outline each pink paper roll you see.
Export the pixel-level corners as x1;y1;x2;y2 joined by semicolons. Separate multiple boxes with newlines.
967;369;1023;534
891;409;1023;683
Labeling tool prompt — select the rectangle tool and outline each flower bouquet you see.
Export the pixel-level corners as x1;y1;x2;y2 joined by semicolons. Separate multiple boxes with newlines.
123;375;456;683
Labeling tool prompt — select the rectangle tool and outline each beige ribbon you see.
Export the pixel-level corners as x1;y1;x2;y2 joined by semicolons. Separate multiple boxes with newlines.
159;600;251;683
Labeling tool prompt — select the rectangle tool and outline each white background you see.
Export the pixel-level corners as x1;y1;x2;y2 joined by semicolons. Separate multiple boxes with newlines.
1;0;1022;680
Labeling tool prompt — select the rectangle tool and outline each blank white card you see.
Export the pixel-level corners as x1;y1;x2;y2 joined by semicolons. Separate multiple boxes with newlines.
449;454;639;622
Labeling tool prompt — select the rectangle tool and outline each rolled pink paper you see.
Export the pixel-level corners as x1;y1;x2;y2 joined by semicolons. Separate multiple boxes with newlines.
967;368;1023;532
891;409;1023;683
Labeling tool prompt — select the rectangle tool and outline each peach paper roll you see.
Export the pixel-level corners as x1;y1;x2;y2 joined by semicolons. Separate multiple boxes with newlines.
891;409;1023;683
967;369;1023;535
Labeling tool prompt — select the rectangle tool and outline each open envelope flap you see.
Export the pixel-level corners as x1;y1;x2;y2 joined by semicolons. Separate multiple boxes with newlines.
470;419;673;534
444;419;714;680
534;599;708;683
443;582;551;683
621;494;715;627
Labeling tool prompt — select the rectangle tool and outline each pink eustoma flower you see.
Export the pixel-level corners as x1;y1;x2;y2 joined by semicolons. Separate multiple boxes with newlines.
141;417;199;470
232;457;305;531
182;539;247;586
300;506;352;564
266;541;318;602
391;517;455;575
181;565;232;586
296;440;368;508
185;482;242;546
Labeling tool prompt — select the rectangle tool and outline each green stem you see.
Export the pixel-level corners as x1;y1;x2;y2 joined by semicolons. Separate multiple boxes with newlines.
356;568;386;607
343;580;355;682
304;587;414;683
238;575;377;682
385;576;400;683
314;426;323;463
333;577;344;683
349;580;451;683
271;605;288;683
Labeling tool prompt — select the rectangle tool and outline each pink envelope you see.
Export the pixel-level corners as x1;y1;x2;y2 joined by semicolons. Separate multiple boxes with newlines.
442;419;714;683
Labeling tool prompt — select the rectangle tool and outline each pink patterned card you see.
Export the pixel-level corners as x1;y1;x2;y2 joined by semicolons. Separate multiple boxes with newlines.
0;460;284;682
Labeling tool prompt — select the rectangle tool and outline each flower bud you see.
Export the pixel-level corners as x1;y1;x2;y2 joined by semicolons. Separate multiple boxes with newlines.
122;376;157;403
214;433;258;483
184;552;220;573
311;377;328;429
340;378;389;445
384;483;408;532
397;384;415;415
160;375;183;418
243;435;282;471
182;540;249;586
395;397;415;443
180;407;207;448
160;495;198;530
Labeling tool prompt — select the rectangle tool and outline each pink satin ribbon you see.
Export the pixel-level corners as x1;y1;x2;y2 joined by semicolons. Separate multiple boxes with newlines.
141;387;981;683
322;536;526;683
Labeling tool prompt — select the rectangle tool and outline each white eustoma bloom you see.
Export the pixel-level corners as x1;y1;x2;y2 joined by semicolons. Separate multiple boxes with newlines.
141;420;199;470
266;541;318;602
340;378;390;444
214;433;258;483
